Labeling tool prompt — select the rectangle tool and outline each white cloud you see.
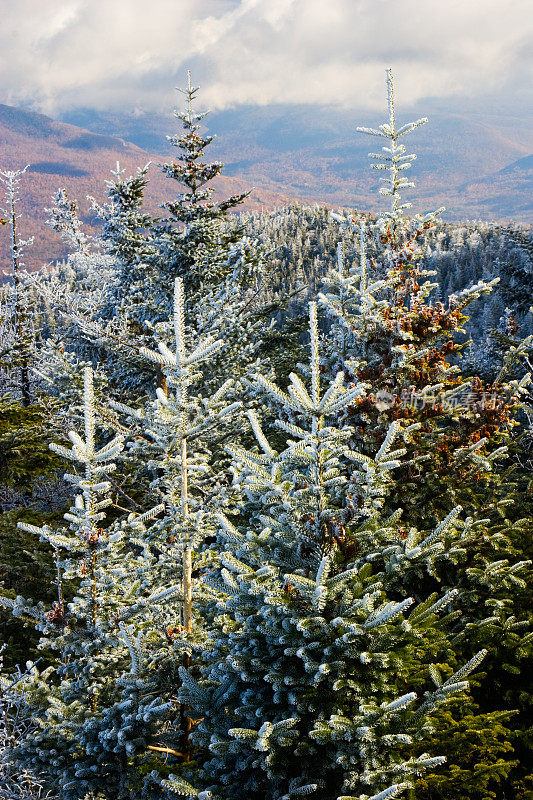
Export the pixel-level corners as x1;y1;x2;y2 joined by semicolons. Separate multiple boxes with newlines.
0;0;531;114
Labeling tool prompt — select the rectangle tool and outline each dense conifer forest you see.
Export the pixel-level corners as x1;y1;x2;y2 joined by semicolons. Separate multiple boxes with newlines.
0;71;532;800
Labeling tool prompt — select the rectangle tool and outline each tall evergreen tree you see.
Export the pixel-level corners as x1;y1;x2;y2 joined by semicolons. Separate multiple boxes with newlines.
109;276;243;778
76;72;265;397
163;302;487;800
155;70;249;296
0;166;34;404
0;280;246;799
0;369;176;799
317;70;533;800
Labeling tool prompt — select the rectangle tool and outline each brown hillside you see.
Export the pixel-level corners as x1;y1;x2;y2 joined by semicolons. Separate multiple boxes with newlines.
0;104;292;273
71;105;533;224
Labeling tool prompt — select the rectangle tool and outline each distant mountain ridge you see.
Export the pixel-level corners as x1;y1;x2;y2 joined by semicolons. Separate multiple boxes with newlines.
63;104;533;224
455;158;533;219
0;104;292;272
1;101;531;274
500;154;533;174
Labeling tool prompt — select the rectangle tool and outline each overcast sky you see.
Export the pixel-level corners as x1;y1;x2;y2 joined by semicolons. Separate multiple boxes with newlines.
1;0;532;116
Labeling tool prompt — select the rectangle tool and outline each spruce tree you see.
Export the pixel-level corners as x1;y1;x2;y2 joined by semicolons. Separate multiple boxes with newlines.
74;72;265;398
0;167;34;405
163;302;487;800
0;369;180;799
0;281;248;799
318;71;532;528
106;276;246;784
318;70;533;800
155;71;249;296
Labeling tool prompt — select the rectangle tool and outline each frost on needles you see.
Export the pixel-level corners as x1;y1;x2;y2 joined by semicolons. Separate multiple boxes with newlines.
164;303;488;800
1;69;532;800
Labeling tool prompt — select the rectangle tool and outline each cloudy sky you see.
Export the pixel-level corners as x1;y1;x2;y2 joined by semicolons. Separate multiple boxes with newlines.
1;0;532;116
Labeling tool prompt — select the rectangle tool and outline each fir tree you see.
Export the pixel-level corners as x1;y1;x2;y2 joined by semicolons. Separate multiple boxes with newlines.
0;649;52;800
96;161;155;323
0;166;34;405
318;69;533;800
107;276;243;778
0;369;180;799
164;303;486;800
74;72;265;398
156;71;249;297
0;283;247;799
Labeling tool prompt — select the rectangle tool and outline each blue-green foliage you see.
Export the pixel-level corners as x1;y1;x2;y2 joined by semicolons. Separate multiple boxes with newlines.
1;69;531;800
166;304;485;800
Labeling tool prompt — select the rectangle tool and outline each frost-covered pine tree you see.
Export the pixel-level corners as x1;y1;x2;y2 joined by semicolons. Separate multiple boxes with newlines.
62;163;165;395
0;648;52;800
44;187;115;326
151;71;266;394
95;162;155;322
318;69;531;525
155;71;249;296
162;302;486;800
318;70;533;799
16;188;117;424
0;166;34;404
103;277;244;784
74;72;265;397
0;368;190;800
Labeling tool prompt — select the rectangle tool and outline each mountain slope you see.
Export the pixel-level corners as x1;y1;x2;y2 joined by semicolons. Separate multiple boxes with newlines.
0;105;292;271
448;153;533;219
2;101;531;274
63;104;533;223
